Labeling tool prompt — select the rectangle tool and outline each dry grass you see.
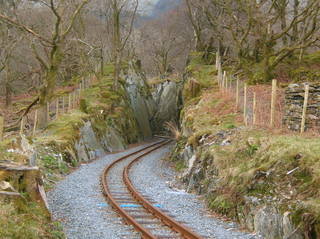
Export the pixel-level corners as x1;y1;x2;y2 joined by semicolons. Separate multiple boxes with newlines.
0;203;64;239
164;121;181;140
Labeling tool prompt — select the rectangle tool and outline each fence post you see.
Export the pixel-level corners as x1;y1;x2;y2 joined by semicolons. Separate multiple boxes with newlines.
56;99;59;119
253;92;257;126
236;77;239;110
219;63;222;86
225;74;228;92
68;93;72;112
221;71;225;92
47;102;50;122
20;117;24;135
270;79;277;128
300;84;310;133
78;88;81;105
244;83;248;126
216;50;219;69
73;91;76;108
0;116;4;141
62;96;65;113
218;65;222;88
33;110;38;136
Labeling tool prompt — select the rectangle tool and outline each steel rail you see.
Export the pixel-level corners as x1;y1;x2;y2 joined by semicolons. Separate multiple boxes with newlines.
101;138;204;239
124;142;204;239
101;140;169;239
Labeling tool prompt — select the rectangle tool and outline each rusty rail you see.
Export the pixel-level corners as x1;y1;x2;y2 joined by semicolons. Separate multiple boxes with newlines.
124;143;204;239
101;139;204;239
101;140;167;239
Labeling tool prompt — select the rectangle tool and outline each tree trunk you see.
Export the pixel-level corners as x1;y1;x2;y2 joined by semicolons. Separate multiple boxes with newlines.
5;81;11;108
263;54;274;82
37;105;48;129
291;0;299;43
100;48;104;76
112;1;121;90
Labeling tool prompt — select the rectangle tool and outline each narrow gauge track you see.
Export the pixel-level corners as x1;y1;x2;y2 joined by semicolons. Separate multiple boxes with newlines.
101;139;204;239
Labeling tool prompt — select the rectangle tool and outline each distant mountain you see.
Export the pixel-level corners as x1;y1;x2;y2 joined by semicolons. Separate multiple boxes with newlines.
151;0;182;17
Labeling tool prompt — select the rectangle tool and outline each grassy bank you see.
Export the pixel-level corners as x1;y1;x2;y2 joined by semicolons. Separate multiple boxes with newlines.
172;52;320;237
0;64;140;238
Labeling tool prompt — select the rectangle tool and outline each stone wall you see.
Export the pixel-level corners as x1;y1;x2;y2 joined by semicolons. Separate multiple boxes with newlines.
284;83;320;131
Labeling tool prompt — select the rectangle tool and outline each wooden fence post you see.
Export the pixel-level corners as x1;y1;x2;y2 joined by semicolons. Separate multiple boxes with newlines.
244;83;248;126
218;66;222;88
300;84;310;133
216;50;219;69
20;117;24;135
73;91;76;108
222;71;225;92
55;99;59;119
253;92;257;126
33;110;38;136
62;96;65;113
47;102;50;121
0;116;4;141
78;88;81;105
68;93;72;112
270;79;277;128
236;77;239;110
225;74;228;92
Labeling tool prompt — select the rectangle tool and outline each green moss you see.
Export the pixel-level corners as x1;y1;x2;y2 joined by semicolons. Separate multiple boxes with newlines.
175;160;187;172
289;66;320;82
303;51;320;64
35;110;88;147
0;203;64;239
103;64;115;76
42;155;69;175
209;194;236;217
183;52;218;102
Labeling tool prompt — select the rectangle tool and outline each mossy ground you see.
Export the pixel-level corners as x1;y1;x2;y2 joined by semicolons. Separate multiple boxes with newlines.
0;63;140;239
183;52;217;103
0;202;64;239
175;51;320;235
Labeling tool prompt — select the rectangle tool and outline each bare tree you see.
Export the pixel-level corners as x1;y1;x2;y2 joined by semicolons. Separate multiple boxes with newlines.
0;0;89;126
109;0;139;89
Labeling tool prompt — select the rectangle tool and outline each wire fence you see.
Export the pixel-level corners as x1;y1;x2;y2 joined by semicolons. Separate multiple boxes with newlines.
215;52;313;134
0;77;93;141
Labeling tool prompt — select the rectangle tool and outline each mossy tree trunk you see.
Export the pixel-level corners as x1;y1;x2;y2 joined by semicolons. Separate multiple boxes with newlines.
262;42;275;82
112;0;121;90
0;1;89;128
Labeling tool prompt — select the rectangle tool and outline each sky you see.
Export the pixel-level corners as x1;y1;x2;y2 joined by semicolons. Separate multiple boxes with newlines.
139;0;158;13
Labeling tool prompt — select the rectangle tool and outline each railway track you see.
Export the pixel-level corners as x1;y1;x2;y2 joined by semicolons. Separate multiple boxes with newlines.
101;139;204;239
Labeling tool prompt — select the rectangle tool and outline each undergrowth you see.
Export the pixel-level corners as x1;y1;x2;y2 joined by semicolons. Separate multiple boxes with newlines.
0;203;64;239
175;51;320;235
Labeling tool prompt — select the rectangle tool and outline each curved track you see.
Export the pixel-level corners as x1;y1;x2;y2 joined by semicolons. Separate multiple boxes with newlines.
101;139;204;239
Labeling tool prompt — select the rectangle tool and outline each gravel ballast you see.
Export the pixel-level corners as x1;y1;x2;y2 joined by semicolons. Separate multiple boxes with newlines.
129;144;260;239
48;142;157;239
48;142;259;239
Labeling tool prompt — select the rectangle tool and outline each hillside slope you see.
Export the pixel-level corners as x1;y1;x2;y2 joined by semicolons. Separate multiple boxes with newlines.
171;52;320;239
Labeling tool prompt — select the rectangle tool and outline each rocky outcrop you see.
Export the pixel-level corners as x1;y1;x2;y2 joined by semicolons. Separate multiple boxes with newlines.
75;121;126;162
125;60;183;135
125;61;155;139
151;80;183;133
177;136;305;239
75;122;105;162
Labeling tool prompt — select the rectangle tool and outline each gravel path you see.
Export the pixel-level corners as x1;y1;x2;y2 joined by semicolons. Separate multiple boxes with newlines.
130;144;260;239
48;141;158;239
48;141;259;239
